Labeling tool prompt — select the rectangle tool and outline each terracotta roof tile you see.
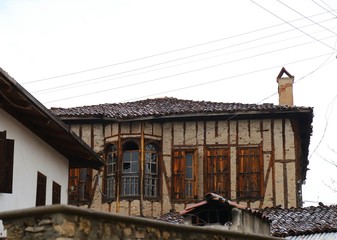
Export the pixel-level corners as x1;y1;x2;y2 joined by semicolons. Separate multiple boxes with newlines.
51;97;312;120
156;211;184;224
157;194;337;238
260;204;337;237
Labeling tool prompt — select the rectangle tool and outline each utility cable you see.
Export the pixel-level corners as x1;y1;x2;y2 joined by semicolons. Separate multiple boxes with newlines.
43;37;337;104
33;18;337;95
277;0;337;36
251;0;336;51
312;0;337;17
23;7;337;84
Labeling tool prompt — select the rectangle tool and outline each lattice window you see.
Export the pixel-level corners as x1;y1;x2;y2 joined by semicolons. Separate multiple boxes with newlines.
121;141;139;196
106;144;117;200
145;143;159;197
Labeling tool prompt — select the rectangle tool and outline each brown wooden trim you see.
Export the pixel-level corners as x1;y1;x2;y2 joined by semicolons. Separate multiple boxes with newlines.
275;159;296;163
215;120;218;140
282;119;288;208
235;120;239;146
271;119;276;206
140;122;144;216
90;124;94;148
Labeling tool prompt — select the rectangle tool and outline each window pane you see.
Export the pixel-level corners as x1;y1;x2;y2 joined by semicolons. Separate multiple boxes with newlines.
131;161;138;173
132;151;139;161
151;163;157;174
186;153;192;166
186;167;192;179
123;152;130;162
123;163;130;172
107;165;113;175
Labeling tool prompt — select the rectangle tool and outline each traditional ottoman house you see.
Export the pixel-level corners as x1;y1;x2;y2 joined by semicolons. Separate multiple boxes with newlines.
50;68;313;218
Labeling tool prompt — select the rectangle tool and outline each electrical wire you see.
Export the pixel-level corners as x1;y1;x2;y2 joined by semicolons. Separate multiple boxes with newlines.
33;18;337;95
277;0;337;36
312;0;337;17
23;7;337;84
251;0;336;51
43;37;337;104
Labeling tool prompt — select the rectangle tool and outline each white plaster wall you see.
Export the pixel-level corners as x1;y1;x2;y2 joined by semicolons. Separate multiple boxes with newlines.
0;109;69;212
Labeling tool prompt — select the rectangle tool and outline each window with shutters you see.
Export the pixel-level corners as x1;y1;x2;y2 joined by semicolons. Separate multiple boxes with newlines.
52;181;61;204
68;168;92;205
36;172;47;206
205;147;230;198
105;144;117;201
122;141;139;196
237;146;263;199
0;131;14;193
172;149;197;200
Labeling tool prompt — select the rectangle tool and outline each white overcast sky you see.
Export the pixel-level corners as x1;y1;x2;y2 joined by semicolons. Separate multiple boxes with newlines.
1;0;337;206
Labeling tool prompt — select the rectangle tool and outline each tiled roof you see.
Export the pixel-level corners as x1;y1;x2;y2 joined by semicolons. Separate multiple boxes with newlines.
156;211;184;224
50;97;312;120
157;194;337;238
260;204;337;237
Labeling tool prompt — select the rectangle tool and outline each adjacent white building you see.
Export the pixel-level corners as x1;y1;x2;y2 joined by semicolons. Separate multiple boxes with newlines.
0;67;105;212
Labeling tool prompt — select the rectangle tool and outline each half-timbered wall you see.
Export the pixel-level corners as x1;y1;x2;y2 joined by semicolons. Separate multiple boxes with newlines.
68;117;300;217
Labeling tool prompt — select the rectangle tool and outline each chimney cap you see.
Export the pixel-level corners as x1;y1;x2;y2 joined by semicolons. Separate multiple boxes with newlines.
277;67;294;80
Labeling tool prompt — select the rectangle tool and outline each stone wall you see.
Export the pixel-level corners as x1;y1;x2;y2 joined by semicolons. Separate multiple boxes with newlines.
0;205;282;240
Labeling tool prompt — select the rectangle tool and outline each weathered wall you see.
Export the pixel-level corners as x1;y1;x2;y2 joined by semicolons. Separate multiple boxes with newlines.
68;117;300;216
0;205;281;240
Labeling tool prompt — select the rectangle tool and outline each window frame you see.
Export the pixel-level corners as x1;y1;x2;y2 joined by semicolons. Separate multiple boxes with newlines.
52;181;61;204
205;146;230;198
144;142;160;198
68;168;93;205
172;148;198;201
236;145;264;200
121;140;140;197
0;131;14;194
105;144;118;202
36;171;47;207
103;139;161;201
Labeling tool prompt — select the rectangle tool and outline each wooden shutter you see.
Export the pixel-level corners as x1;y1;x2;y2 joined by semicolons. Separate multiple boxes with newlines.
0;138;14;193
36;172;47;206
172;150;185;199
68;168;92;204
237;146;262;199
206;148;230;197
68;168;79;203
52;181;61;204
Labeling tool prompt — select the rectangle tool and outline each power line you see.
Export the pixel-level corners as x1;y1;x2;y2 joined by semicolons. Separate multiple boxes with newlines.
23;7;337;84
312;0;337;17
251;0;336;51
277;0;337;36
44;51;334;104
33;18;337;95
42;34;337;102
308;38;337;160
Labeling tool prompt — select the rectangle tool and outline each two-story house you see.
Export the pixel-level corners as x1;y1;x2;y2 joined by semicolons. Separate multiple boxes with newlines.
50;68;313;218
0;67;105;212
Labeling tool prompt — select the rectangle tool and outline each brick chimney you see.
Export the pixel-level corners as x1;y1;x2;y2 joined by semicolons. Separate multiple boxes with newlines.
277;67;294;106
